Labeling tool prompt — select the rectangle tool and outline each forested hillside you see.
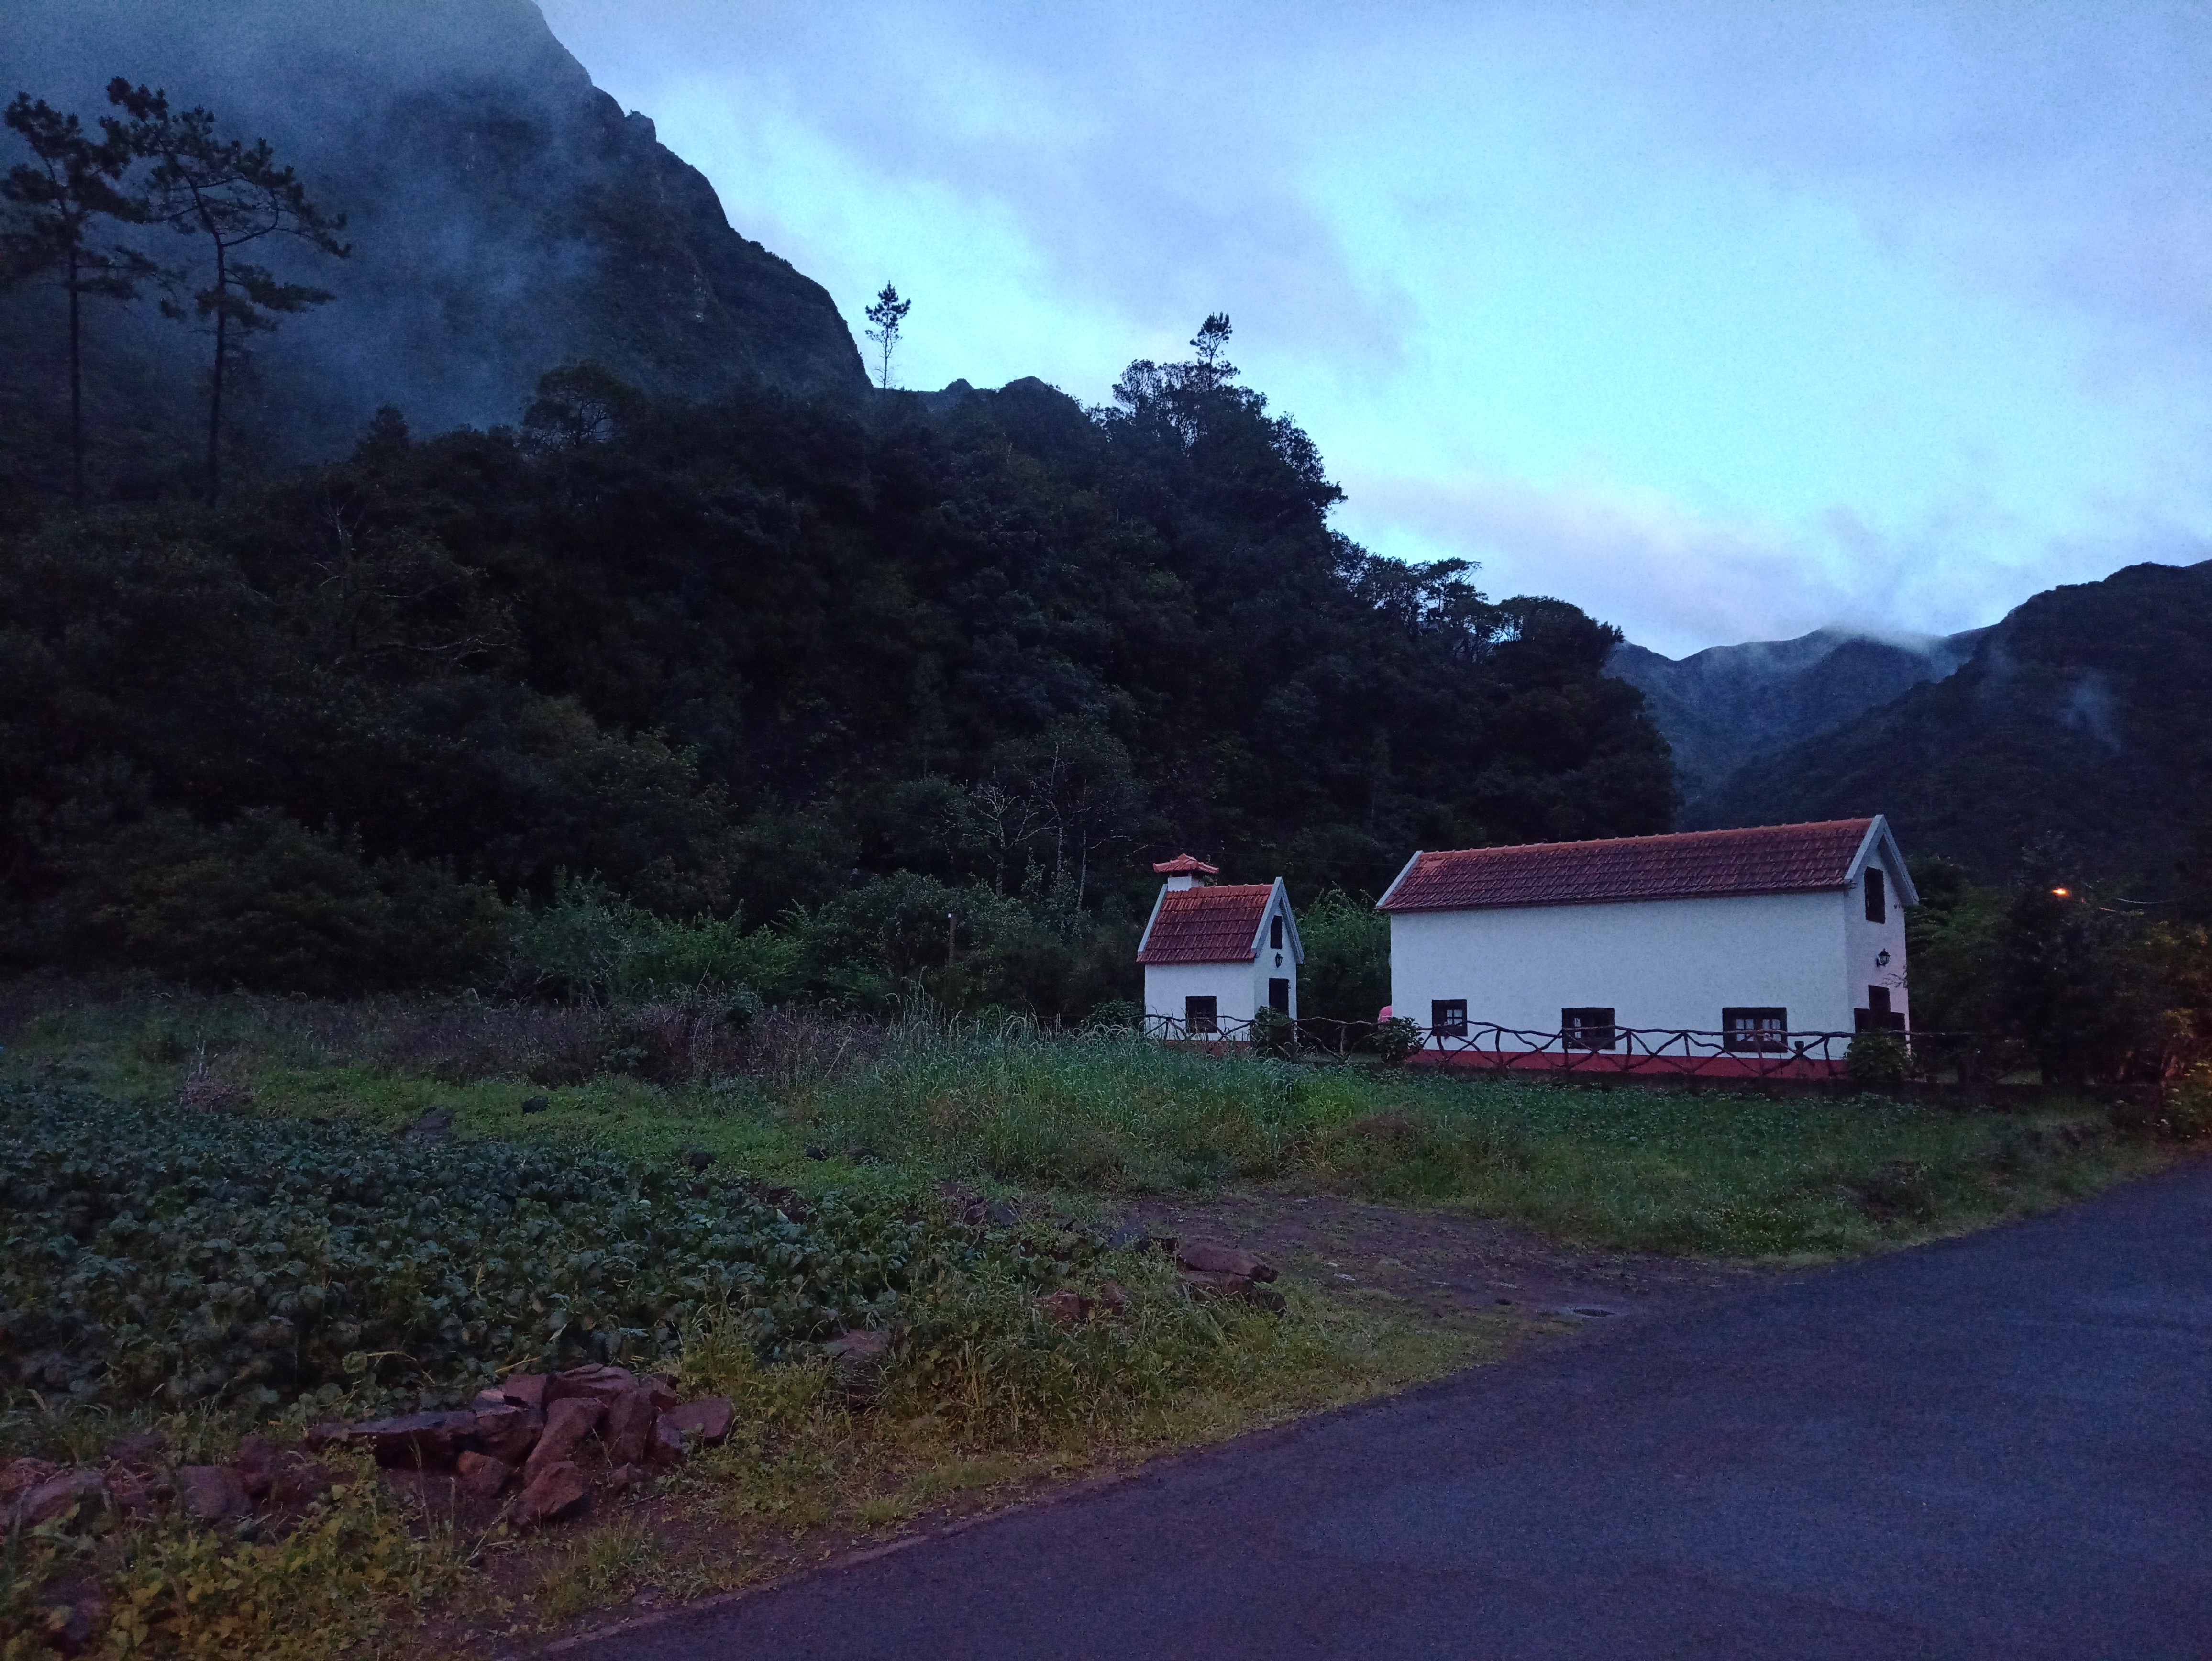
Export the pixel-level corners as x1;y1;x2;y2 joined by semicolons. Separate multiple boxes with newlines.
1693;559;2212;888
0;352;1674;1008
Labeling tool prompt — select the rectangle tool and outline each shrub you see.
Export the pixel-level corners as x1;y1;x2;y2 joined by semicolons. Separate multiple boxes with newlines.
47;812;506;995
1372;1016;1422;1066
1845;1030;1913;1089
2165;1065;2212;1141
1250;1005;1295;1058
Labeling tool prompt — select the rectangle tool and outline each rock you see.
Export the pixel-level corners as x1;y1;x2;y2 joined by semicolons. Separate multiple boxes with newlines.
400;1107;454;1144
1038;1290;1092;1327
647;1416;688;1467
521;1095;551;1114
513;1460;590;1528
472;1387;508;1409
984;1200;1021;1227
103;1430;166;1467
804;1145;827;1161
1178;1269;1287;1313
605;1462;646;1490
498;1373;549;1411
1177;1240;1278;1283
641;1374;681;1413
9;1470;106;1528
455;1451;513;1503
0;1457;62;1502
679;1146;714;1171
233;1435;278;1501
40;1578;104;1657
546;1363;638;1408
106;1468;166;1519
1105;1223;1172;1254
603;1388;658;1466
177;1464;249;1523
939;1185;988;1226
522;1396;602;1484
662;1396;732;1446
269;1454;339;1506
342;1410;482;1469
473;1403;543;1465
1096;1279;1130;1314
304;1421;350;1454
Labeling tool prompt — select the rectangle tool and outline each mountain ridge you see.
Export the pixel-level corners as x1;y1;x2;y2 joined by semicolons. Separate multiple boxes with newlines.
1607;624;1988;815
1687;559;2212;884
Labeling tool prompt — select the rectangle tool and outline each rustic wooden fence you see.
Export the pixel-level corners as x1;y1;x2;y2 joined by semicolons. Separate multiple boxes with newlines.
1143;1013;1949;1079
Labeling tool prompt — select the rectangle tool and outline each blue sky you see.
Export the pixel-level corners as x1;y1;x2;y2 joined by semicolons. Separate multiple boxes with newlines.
539;0;2212;656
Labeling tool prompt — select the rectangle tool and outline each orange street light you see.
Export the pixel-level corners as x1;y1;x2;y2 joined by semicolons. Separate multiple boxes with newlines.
2051;887;2070;897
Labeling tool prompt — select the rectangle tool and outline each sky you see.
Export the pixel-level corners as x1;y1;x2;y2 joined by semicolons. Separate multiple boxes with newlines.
536;0;2212;657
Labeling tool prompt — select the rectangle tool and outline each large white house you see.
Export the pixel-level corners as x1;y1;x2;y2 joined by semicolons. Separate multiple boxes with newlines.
1376;817;1913;1071
1137;855;1303;1034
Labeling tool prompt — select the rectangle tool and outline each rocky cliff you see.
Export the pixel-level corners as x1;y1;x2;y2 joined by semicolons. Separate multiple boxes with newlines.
2;0;866;484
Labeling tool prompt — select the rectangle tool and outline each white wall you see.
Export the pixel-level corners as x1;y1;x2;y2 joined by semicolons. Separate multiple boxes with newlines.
1388;888;1881;1042
1143;960;1297;1028
1850;861;1912;1029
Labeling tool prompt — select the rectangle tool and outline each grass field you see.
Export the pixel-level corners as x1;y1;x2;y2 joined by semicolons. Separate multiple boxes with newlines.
2;981;2157;1261
0;980;2168;1656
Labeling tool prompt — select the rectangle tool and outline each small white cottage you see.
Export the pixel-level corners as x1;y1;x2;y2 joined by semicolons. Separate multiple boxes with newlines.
1376;817;1913;1068
1137;856;1303;1035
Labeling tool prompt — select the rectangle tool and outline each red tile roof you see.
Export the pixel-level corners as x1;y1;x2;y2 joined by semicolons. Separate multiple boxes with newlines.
1137;884;1274;964
1152;853;1220;875
1377;819;1878;913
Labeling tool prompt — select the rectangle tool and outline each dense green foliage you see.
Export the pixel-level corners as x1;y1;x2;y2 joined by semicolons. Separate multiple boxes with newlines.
0;348;1673;1008
1906;846;2212;1091
1700;559;2212;887
0;1085;969;1411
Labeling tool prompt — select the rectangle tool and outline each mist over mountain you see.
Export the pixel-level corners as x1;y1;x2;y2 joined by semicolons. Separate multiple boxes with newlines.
2;0;865;494
1689;560;2212;886
1608;626;1988;818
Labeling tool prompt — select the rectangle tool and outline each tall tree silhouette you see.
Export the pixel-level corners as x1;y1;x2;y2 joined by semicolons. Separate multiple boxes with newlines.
863;283;910;390
115;81;347;504
1;91;161;506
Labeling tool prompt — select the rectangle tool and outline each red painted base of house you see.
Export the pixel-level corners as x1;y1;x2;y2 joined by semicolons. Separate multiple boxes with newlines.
1410;1047;1847;1080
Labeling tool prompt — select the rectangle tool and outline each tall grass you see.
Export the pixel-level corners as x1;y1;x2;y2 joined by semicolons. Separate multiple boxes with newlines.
0;981;2159;1260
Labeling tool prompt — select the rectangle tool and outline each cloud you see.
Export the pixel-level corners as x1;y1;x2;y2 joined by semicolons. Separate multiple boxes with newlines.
1340;472;2211;658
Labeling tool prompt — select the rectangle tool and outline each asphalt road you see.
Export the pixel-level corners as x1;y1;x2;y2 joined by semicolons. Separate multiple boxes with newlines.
554;1163;2212;1661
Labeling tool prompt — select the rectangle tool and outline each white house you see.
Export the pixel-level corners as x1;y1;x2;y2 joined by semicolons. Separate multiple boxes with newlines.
1376;817;1914;1072
1137;855;1303;1034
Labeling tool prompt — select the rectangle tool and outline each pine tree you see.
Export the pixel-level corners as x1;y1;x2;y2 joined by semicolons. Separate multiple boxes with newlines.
1;90;162;506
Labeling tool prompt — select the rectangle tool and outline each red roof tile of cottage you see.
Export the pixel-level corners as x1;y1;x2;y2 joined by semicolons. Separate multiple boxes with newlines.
1151;854;1220;876
1136;884;1274;964
1377;819;1877;913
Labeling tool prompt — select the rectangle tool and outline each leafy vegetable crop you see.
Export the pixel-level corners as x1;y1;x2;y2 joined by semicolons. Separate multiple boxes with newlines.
0;1086;966;1411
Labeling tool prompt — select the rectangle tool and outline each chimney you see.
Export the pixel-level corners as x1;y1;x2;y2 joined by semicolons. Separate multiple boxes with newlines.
1152;853;1220;892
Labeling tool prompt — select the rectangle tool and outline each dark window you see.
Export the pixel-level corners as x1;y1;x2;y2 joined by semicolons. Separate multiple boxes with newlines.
1269;978;1290;1013
1431;999;1468;1037
1854;985;1907;1034
1185;995;1217;1034
1269;915;1283;950
1561;1007;1617;1051
1723;1007;1789;1052
1864;867;1887;924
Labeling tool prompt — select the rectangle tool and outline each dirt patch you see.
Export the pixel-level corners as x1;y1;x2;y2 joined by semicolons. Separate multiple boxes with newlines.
1117;1187;1763;1331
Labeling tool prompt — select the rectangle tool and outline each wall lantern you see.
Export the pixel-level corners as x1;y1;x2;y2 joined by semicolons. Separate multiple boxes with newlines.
1875;950;1890;967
